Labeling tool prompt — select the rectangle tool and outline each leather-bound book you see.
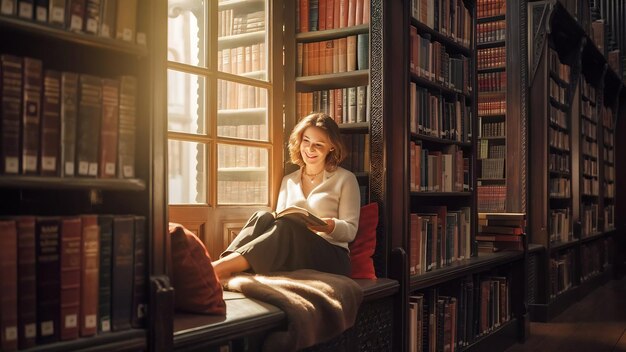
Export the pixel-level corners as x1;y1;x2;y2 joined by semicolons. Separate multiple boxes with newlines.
0;220;18;351
80;215;99;336
97;215;113;333
59;217;82;340
16;217;36;349
40;70;61;176
36;217;61;344
22;57;43;174
131;216;146;328
1;55;23;174
111;216;134;331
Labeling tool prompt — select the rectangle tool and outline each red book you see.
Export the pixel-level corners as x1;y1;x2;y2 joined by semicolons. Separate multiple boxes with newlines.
40;70;61;176
1;55;23;175
60;217;82;341
318;0;326;30
16;217;36;349
299;0;309;33
80;215;100;337
0;220;18;351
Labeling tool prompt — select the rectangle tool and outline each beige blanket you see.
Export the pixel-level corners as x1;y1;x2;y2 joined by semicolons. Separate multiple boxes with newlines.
224;269;364;352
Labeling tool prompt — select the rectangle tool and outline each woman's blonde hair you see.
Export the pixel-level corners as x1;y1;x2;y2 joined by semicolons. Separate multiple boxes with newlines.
288;113;345;171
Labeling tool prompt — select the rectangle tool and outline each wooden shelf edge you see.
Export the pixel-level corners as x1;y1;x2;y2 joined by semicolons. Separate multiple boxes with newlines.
409;251;524;290
296;23;370;43
0;15;148;56
22;329;147;352
0;175;146;191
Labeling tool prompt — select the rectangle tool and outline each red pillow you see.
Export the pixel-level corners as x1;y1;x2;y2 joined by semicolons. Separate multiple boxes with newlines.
349;203;378;279
169;223;226;315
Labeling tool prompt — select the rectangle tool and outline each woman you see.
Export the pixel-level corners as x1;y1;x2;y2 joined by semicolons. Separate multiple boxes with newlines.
212;113;361;280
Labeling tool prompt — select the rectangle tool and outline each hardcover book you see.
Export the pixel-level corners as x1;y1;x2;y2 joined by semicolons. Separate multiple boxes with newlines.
131;216;146;328
97;215;113;333
16;217;36;349
40;70;61;176
0;55;23;174
80;215;99;336
0;220;18;351
36;217;61;344
60;72;79;177
273;205;327;226
22;57;43;174
59;217;82;341
111;216;135;331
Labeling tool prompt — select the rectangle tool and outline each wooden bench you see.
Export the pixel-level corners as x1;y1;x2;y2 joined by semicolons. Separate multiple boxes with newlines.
173;278;399;352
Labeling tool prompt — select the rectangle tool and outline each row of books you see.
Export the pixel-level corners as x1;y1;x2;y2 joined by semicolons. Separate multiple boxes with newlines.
549;127;570;151
295;86;370;124
604;183;615;198
296;34;369;77
582;120;598;140
217;9;264;37
477;71;506;92
477;47;505;70
297;0;370;33
476;20;505;44
582;139;598;157
549;177;570;197
580;239;611;282
410;0;472;48
478;140;505;160
549;152;570;173
479;121;504;138
604;205;615;230
479;158;504;180
409;84;472;142
340;133;370;173
476;212;525;253
477;96;506;116
604;164;615;181
582;158;598;177
216;81;267;111
549;208;572;244
217;180;268;205
549;78;568;106
476;0;506;18
477;185;506;212
550;105;568;129
581;203;599;238
217;125;269;170
582;178;599;196
409;142;469;193
550;250;574;299
549;49;571;83
409;206;471;275
581;99;597;120
580;80;597;103
0;0;143;45
0;215;145;351
408;276;511;352
218;44;267;78
603;146;613;163
410;29;472;94
603;129;614;147
0;54;136;178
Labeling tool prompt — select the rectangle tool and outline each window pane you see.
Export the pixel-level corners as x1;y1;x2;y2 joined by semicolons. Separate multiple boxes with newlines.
217;144;268;205
217;0;268;81
168;0;206;67
167;70;206;134
217;80;268;140
169;140;207;204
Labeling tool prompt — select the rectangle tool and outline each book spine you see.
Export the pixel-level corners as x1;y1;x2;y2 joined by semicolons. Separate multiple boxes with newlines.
131;216;146;328
0;220;18;351
98;0;116;38
84;0;101;34
34;0;48;21
60;72;78;177
111;216;135;331
80;215;99;336
17;0;34;19
36;217;61;344
97;215;113;333
99;78;119;177
40;70;61;176
16;217;36;349
59;217;82;341
48;0;66;26
115;0;137;42
1;55;23;174
76;74;102;177
22;57;43;174
118;75;137;178
66;0;85;32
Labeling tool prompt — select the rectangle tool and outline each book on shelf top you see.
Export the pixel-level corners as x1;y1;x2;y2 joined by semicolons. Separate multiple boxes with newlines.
273;205;327;227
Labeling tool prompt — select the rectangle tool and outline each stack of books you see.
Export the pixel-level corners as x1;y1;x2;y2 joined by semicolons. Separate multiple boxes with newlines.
476;212;526;253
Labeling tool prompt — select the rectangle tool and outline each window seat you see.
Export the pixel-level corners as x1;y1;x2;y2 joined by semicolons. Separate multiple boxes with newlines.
173;278;399;352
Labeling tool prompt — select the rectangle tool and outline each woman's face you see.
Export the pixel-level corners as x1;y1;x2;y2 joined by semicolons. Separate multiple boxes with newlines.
300;126;333;170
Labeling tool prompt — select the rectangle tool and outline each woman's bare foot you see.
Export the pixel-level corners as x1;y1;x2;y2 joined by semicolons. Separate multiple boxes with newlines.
212;252;251;285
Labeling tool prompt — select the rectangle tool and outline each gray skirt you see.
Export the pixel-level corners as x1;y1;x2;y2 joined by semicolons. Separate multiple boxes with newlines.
222;211;351;276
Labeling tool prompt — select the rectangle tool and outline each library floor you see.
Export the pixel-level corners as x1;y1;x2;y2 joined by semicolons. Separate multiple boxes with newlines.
505;275;626;352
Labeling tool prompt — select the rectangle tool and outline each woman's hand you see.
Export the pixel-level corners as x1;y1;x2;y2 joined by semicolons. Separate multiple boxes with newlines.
308;218;335;234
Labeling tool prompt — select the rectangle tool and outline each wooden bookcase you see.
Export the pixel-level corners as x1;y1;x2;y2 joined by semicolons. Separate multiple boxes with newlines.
527;0;623;322
382;0;529;351
0;0;168;351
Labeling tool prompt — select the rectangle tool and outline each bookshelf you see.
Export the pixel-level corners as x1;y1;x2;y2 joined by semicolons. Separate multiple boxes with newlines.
383;0;529;351
0;0;168;351
527;0;623;322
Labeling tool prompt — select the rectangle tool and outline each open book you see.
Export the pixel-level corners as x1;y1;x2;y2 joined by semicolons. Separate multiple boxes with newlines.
273;205;327;227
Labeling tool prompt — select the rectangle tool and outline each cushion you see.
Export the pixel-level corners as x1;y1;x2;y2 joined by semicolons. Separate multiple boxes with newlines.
349;203;378;279
169;223;226;315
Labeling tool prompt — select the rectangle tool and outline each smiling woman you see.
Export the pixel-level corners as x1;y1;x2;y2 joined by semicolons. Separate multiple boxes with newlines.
212;113;362;281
